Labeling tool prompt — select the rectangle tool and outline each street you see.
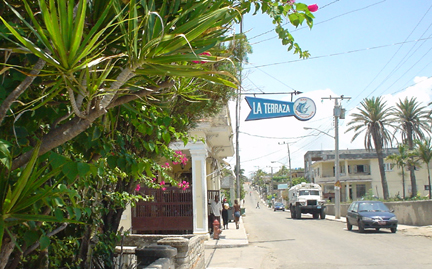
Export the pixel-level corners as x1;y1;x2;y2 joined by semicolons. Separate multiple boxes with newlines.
206;188;432;269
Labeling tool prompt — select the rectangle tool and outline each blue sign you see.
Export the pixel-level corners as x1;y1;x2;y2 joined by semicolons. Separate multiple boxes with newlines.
245;96;316;121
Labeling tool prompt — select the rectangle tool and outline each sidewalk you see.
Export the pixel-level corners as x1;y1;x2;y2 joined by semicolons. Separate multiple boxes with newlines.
204;218;249;249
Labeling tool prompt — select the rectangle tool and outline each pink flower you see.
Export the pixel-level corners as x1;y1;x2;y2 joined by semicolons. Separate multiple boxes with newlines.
162;187;166;191
286;0;295;5
161;181;165;185
135;184;141;191
308;4;318;12
192;52;212;64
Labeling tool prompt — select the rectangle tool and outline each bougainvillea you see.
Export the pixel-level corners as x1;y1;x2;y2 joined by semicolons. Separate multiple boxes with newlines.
173;151;188;166
192;52;212;64
308;4;318;12
178;181;190;190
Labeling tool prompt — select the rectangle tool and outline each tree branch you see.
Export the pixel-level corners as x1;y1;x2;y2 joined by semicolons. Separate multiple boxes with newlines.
10;79;174;170
0;58;46;125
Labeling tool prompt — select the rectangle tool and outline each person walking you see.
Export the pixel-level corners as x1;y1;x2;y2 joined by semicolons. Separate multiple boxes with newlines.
210;195;222;232
256;201;260;209
222;198;229;229
233;199;241;229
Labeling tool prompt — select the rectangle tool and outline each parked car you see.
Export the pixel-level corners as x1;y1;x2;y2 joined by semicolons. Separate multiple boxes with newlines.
274;202;285;211
346;201;398;233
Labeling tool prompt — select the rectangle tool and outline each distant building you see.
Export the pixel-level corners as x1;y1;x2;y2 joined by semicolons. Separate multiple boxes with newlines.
304;148;431;201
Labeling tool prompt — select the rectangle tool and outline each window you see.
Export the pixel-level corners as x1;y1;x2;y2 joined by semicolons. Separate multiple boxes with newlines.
353;164;369;174
384;163;394;171
299;190;320;196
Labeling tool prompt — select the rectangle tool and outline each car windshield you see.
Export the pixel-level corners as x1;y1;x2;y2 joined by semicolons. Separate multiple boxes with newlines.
358;202;389;212
275;203;283;206
299;190;319;196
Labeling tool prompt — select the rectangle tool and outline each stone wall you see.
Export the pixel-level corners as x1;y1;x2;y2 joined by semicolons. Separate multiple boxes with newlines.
118;234;207;269
326;200;432;226
157;236;206;269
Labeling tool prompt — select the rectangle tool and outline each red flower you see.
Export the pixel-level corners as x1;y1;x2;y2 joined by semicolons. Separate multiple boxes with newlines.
192;52;212;64
135;184;141;192
308;4;318;12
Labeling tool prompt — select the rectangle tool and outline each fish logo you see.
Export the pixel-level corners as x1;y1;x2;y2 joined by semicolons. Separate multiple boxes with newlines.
293;98;316;121
296;102;310;114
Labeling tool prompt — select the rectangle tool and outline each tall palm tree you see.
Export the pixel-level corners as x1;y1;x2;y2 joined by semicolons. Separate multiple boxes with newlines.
413;139;432;199
346;97;394;200
392;97;431;198
386;144;410;199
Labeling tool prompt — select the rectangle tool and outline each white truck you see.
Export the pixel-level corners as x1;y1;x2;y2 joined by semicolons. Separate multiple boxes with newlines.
289;182;326;219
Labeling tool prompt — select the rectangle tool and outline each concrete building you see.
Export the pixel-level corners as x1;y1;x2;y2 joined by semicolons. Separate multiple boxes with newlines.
119;106;234;236
304;148;432;202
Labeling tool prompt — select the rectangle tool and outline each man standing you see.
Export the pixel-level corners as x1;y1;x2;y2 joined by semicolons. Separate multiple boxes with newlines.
210;195;222;231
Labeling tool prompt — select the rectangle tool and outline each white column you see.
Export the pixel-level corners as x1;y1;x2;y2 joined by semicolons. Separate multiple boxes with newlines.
189;144;209;236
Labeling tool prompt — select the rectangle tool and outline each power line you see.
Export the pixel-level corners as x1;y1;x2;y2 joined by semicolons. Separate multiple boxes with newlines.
247;0;343;41
244;37;432;69
249;0;386;45
239;131;312;140
362;3;432;100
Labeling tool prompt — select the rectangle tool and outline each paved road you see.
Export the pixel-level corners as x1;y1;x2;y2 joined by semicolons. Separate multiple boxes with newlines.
206;187;432;269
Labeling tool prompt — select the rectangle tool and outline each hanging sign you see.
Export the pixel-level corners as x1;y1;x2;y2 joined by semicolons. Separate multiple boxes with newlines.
245;96;316;121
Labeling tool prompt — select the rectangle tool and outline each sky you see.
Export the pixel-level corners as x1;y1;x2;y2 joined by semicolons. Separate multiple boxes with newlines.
226;0;432;178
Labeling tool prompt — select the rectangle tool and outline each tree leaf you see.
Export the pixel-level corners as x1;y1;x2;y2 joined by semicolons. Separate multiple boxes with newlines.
62;162;78;182
39;235;50;250
77;162;90;177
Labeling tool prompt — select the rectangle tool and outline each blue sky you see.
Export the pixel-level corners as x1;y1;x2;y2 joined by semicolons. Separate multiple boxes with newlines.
227;0;432;177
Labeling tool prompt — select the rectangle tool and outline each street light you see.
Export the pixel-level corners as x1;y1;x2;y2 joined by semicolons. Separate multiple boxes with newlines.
304;126;341;219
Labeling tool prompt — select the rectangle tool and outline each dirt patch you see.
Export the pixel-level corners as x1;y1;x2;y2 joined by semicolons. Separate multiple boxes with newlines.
399;226;432;239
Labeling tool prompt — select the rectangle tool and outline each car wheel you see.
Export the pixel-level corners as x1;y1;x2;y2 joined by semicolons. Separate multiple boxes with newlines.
313;213;319;219
375;228;380;231
358;221;365;233
391;227;397;233
347;219;352;231
295;206;301;219
290;206;296;219
320;208;326;219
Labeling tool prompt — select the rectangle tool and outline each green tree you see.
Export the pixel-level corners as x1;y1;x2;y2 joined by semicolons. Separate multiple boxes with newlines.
392;97;431;198
346;97;394;200
0;0;315;267
386;144;410;199
413;139;432;199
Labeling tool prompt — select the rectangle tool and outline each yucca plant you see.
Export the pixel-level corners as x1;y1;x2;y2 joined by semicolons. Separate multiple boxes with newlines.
0;140;82;269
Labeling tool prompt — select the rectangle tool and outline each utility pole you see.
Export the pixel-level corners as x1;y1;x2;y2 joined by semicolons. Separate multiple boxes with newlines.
278;142;292;187
235;18;243;201
267;166;274;207
321;95;350;219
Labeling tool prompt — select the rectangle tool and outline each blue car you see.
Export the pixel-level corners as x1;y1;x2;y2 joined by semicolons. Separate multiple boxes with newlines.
274;202;285;211
346;201;398;233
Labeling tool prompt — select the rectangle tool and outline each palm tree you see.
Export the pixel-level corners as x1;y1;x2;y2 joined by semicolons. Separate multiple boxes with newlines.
392;97;431;198
346;97;394;200
386;144;410;199
413;139;432;199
